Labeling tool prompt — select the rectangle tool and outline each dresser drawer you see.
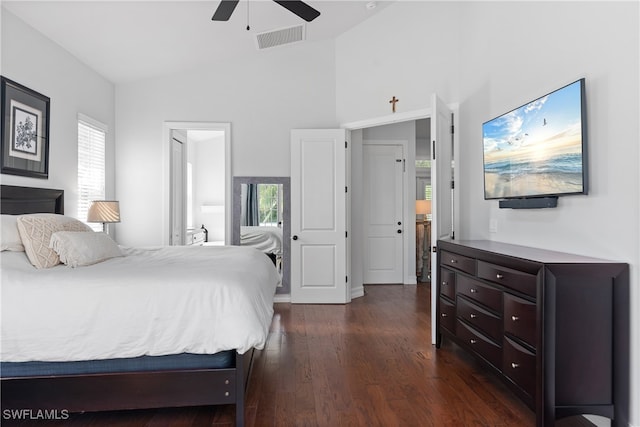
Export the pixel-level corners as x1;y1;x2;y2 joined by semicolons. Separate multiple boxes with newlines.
457;320;502;369
503;336;536;400
457;275;502;313
504;294;536;348
439;297;456;334
439;268;456;301
477;261;537;297
440;250;476;275
457;296;502;342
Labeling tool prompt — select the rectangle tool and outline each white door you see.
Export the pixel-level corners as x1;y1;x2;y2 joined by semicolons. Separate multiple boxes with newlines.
430;94;455;343
170;132;186;245
363;143;404;284
290;129;348;304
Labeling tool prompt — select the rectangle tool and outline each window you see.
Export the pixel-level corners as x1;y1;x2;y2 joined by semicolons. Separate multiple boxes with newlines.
423;184;433;221
424;184;433;201
415;159;431;169
258;184;281;226
77;114;107;231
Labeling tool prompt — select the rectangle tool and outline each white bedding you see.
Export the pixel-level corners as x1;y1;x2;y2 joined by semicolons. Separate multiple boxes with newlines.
1;245;279;363
240;226;282;254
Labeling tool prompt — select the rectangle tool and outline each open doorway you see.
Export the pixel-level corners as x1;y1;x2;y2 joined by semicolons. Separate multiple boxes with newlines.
164;122;231;246
342;99;457;318
350;121;418;290
415;118;432;283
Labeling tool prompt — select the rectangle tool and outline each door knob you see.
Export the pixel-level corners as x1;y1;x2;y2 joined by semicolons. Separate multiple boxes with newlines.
292;235;298;240
397;221;402;225
397;229;402;234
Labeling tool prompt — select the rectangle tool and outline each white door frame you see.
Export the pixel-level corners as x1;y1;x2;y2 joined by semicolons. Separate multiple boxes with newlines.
341;104;460;337
162;122;232;246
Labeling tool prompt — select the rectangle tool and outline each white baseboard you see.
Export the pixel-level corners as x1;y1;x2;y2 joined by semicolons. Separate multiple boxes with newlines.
351;285;364;300
273;294;291;303
274;288;365;303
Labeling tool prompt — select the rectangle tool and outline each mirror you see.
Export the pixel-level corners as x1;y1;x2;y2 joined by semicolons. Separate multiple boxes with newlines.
232;177;290;295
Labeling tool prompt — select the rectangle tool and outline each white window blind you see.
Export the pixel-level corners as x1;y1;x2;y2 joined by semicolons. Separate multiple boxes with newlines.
77;114;107;231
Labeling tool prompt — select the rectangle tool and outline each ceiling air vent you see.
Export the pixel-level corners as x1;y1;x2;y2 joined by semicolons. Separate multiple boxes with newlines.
255;24;305;50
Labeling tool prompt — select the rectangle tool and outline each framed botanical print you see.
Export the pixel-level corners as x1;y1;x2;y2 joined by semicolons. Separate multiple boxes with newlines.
1;76;50;179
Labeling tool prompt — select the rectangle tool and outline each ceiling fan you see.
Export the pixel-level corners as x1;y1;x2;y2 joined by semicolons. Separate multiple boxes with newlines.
212;0;321;23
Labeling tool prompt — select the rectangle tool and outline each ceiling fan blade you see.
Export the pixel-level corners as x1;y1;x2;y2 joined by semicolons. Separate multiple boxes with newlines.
273;0;321;22
212;0;240;21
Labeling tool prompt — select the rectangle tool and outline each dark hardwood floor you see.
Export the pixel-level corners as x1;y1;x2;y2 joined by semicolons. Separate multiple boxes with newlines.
3;285;596;427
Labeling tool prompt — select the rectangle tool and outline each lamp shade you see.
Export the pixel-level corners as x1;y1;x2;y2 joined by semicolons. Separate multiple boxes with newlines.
415;199;431;216
87;201;120;223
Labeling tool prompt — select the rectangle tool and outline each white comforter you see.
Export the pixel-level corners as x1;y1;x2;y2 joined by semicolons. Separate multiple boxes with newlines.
240;226;282;254
1;245;279;362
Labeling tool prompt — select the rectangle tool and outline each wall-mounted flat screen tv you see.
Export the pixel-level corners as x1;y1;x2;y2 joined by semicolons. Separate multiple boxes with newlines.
483;79;587;201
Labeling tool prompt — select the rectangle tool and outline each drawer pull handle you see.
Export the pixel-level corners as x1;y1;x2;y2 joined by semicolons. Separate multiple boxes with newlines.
441;313;448;317
470;339;477;345
470;288;477;293
450;259;458;264
470;314;477;319
511;315;519;321
511;363;519;369
496;273;504;279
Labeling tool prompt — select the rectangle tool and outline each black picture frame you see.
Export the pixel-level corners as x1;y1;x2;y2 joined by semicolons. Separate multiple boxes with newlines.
1;76;50;179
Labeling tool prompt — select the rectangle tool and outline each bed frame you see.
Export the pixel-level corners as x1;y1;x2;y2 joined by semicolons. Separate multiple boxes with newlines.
0;185;254;426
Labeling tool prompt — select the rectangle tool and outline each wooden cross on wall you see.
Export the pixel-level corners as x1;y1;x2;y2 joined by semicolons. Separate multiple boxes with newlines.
389;96;399;113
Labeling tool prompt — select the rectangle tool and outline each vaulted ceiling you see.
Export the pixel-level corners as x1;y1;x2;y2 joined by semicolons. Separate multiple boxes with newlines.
3;1;393;84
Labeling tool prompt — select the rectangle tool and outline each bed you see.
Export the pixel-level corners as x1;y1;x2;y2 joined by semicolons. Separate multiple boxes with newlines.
240;225;282;267
0;185;279;426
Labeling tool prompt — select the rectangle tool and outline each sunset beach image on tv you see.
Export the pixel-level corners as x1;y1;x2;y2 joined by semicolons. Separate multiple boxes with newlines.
482;79;586;200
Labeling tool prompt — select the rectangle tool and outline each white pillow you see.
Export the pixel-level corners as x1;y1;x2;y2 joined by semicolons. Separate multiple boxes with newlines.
1;215;24;251
50;231;123;267
16;214;93;269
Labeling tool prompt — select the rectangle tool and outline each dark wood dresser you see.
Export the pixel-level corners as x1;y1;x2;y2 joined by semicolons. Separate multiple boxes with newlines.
435;239;629;427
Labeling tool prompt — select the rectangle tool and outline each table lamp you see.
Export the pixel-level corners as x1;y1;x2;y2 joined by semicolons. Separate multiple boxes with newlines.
87;200;120;233
415;199;431;220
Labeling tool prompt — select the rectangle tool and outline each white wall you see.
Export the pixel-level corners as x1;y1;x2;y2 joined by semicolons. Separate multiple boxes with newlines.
336;2;639;426
336;2;462;124
115;40;337;246
0;10;116;223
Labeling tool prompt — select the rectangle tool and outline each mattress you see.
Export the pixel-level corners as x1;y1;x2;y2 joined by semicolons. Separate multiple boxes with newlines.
1;245;279;363
0;351;234;378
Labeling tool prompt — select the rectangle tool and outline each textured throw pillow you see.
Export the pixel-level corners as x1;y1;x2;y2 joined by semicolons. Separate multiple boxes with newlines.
50;231;123;267
16;214;93;269
1;215;24;251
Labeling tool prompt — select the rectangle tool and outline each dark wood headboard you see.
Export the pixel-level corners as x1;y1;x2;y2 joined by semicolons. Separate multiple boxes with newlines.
0;185;64;215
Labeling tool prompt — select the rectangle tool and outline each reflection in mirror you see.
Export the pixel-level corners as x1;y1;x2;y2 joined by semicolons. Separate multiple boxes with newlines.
233;177;290;295
240;183;284;271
